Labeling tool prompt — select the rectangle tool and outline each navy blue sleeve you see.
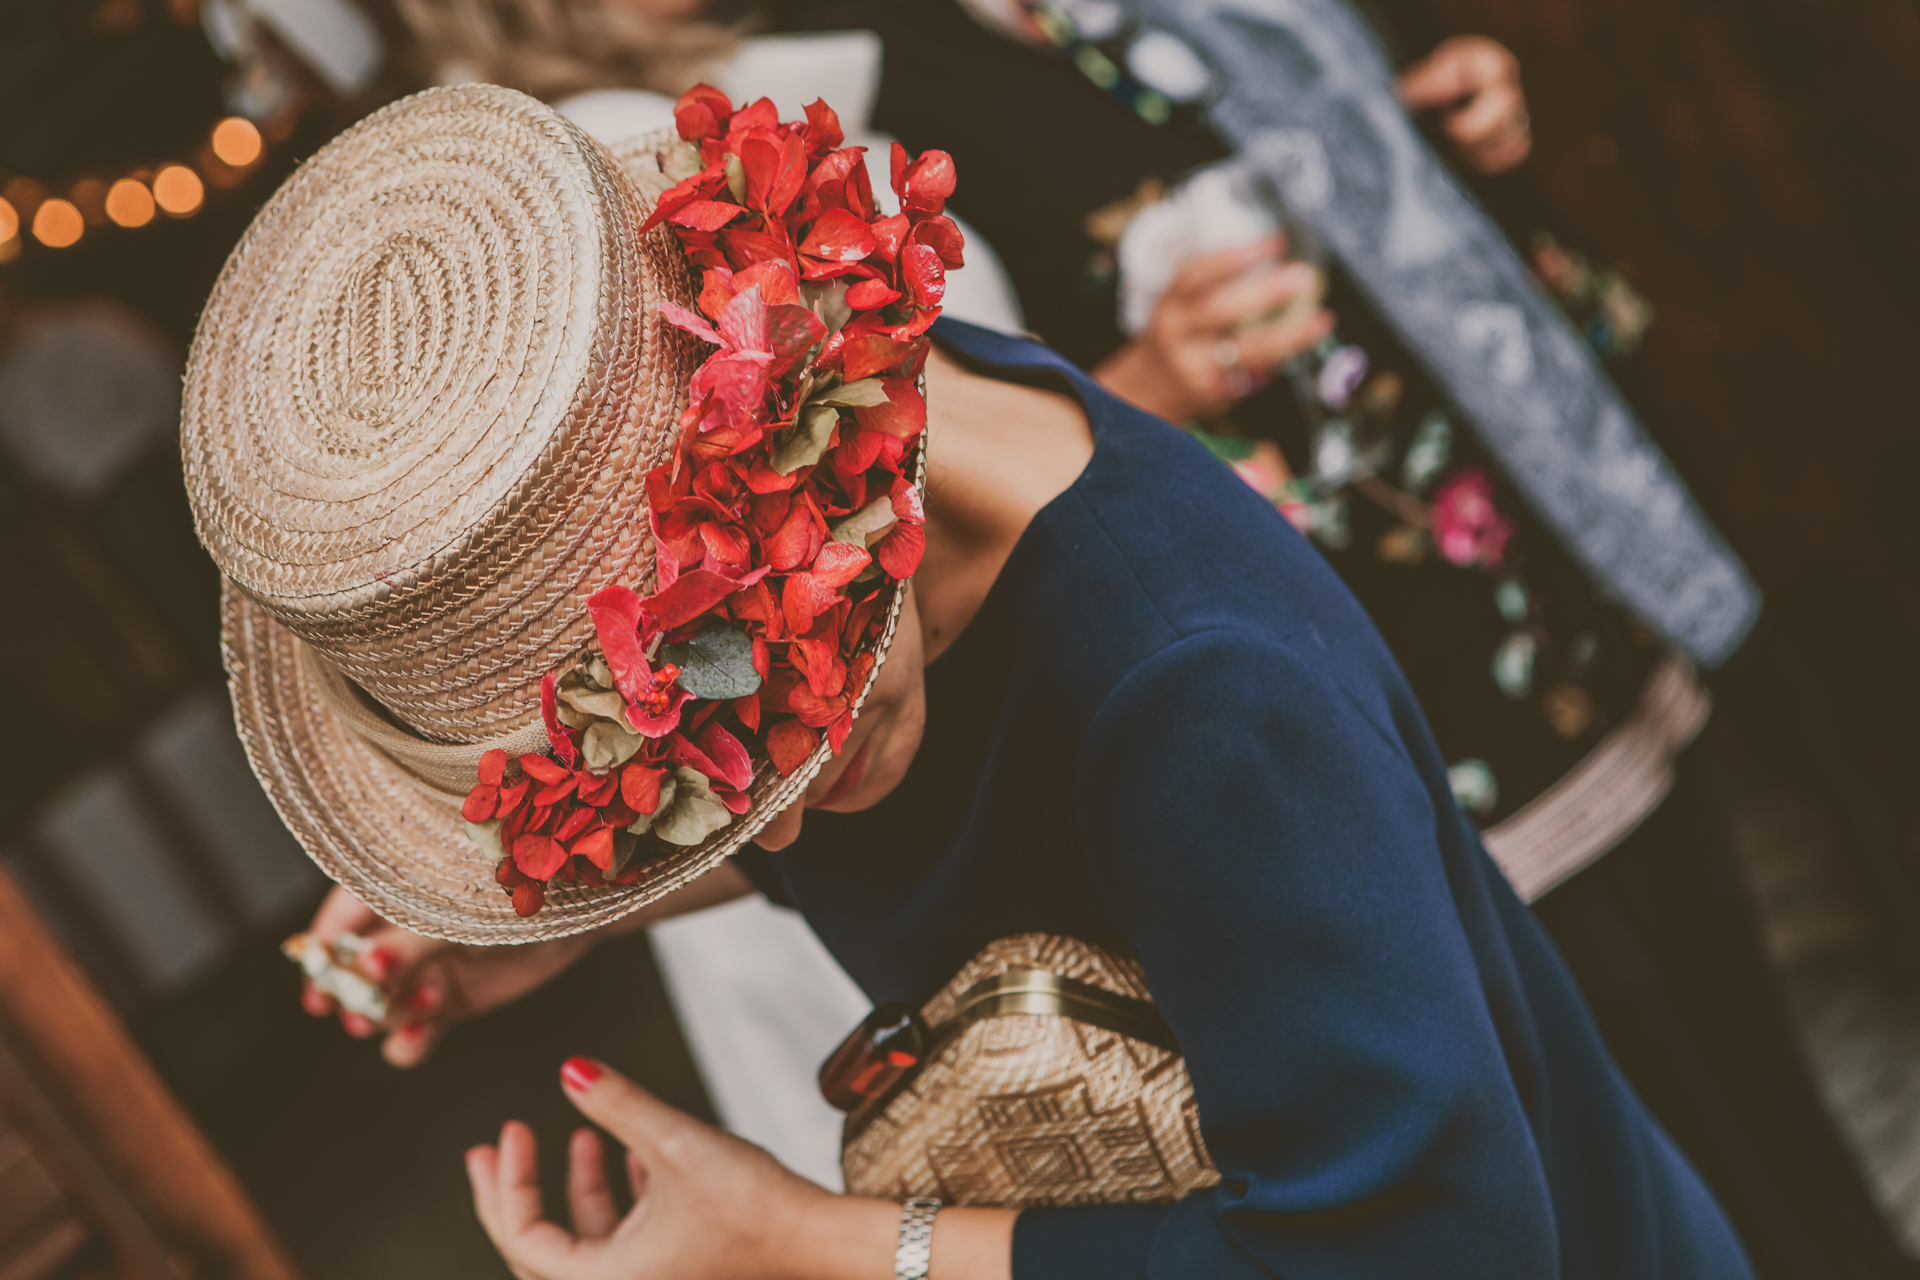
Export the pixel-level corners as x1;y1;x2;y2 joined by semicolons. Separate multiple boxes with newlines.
1015;629;1560;1278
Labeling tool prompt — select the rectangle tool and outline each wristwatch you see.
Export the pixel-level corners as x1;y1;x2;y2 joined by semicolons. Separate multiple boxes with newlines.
895;1197;941;1280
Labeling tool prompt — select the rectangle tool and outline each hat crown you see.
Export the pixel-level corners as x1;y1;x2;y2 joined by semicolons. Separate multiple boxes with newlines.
184;85;698;742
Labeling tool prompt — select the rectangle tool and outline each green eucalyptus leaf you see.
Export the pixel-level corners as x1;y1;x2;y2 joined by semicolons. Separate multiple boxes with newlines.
663;624;763;700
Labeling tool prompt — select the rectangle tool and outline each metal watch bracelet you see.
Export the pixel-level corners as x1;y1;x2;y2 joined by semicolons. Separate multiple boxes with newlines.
895;1197;941;1280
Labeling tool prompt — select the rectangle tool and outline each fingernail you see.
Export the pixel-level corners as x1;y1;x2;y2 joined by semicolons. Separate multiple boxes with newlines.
362;947;400;981
405;986;441;1013
342;1013;375;1038
561;1057;605;1092
398;1021;428;1040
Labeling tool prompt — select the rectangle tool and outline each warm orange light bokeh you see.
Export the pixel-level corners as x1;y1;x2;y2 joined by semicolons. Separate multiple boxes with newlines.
105;178;156;228
152;164;204;216
31;199;84;248
210;116;263;168
0;196;17;243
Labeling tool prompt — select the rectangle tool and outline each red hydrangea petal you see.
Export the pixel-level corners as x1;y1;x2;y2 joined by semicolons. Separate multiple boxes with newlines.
674;84;734;141
541;673;582;768
641;568;752;632
826;711;854;754
695;720;755;792
852;377;926;441
809;540;871;589
554;804;598;843
803;98;844;152
462;786;499;823
766;718;819;775
572;826;616;872
845;278;902;310
513;833;568;881
901;243;946;310
900;150;957;214
521;755;572;786
621;763;667;815
586;585;655;706
661;302;723;345
875;520;927;580
478;749;507;787
671;200;747;232
496;779;531;818
908;215;966;269
799;208;877;264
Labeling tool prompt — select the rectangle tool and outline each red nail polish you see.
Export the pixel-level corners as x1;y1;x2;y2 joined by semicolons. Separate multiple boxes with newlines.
363;947;400;980
560;1057;604;1092
405;985;440;1013
342;1013;375;1038
399;1021;427;1039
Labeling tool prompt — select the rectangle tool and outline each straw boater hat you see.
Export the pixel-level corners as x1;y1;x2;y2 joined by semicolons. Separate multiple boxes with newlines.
182;85;909;944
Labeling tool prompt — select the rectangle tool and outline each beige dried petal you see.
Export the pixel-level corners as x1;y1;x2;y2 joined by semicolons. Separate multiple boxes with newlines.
650;766;732;846
832;494;898;547
586;657;615;690
582;719;645;771
810;377;889;408
773;403;841;476
463;817;505;861
560;684;632;724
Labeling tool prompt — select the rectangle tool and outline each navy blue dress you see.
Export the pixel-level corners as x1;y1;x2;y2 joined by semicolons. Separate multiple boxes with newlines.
736;319;1753;1279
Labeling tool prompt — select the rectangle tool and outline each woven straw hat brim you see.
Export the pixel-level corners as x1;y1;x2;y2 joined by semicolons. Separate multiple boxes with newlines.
210;98;912;944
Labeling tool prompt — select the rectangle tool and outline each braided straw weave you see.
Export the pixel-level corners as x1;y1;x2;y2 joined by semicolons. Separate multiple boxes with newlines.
841;935;1220;1207
189;87;910;943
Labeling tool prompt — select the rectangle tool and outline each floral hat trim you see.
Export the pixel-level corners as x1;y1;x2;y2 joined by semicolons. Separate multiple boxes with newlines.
462;86;959;917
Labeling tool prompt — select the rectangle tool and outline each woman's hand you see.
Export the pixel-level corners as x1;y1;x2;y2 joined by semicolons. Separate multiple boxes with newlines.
1095;235;1332;425
468;1059;1015;1280
1397;36;1533;175
298;886;599;1067
299;866;753;1067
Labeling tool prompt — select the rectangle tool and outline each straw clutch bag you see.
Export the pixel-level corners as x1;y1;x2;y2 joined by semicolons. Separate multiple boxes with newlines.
825;934;1220;1208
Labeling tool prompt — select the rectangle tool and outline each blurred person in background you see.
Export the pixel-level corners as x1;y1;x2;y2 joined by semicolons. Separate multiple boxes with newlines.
757;0;1918;1275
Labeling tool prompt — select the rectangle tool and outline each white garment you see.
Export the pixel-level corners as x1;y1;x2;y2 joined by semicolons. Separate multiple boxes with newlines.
648;895;871;1188
559;32;1026;1186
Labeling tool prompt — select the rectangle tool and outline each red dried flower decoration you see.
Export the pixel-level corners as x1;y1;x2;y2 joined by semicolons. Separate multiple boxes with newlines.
463;86;956;917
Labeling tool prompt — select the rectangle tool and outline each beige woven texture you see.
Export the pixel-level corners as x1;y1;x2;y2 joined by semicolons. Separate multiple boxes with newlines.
190;87;907;943
842;935;1220;1208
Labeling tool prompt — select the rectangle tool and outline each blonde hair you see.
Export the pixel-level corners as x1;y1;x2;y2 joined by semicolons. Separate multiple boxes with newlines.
392;0;739;99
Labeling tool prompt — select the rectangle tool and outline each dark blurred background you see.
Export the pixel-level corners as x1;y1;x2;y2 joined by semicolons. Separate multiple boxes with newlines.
0;0;1913;1276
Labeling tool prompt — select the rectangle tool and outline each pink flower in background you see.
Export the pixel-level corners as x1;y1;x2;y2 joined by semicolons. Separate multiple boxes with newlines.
1317;345;1369;410
1430;469;1514;570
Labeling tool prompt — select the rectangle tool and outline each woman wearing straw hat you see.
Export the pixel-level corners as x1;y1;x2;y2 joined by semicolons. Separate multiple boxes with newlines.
184;85;1754;1277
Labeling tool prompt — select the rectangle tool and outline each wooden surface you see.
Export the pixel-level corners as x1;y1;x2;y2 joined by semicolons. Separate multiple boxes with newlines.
0;869;300;1280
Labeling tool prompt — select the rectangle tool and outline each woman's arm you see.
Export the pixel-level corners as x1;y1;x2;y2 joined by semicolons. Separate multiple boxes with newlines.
467;1058;1015;1280
300;862;755;1065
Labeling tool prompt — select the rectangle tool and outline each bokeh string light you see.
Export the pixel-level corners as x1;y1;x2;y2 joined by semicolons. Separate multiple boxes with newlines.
210;117;263;168
31;199;85;249
0;114;272;260
105;179;156;228
151;164;205;217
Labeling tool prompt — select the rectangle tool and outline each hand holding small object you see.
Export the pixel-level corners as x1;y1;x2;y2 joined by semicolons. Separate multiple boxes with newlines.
291;870;751;1067
1398;36;1534;175
1095;234;1334;424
